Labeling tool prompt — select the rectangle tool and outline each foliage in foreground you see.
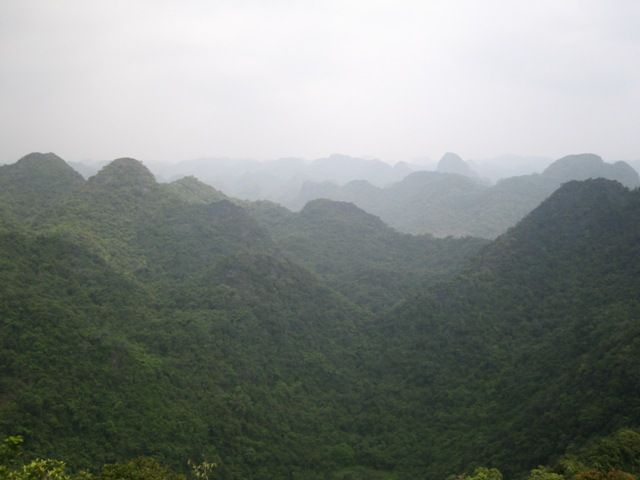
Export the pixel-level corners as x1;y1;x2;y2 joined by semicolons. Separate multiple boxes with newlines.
453;428;640;480
0;436;217;480
2;428;640;480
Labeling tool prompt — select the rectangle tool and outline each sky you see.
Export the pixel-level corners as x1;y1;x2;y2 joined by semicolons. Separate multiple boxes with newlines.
1;1;639;165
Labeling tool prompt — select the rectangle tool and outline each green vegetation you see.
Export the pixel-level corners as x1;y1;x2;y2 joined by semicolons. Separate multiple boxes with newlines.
363;179;640;478
2;428;638;480
247;198;487;312
164;176;228;205
453;427;640;480
1;154;639;479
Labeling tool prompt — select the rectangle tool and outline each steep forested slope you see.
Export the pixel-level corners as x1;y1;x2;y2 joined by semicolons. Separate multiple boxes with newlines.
0;156;372;479
2;153;640;480
365;179;640;478
248;198;487;312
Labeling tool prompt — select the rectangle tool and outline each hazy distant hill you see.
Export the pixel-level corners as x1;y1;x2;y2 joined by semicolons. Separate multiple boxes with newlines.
436;152;479;179
542;152;638;185
153;153;421;204
469;154;553;181
294;153;640;238
308;153;413;186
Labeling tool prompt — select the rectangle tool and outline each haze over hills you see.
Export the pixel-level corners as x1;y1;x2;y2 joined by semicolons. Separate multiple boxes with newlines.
141;153;419;206
294;153;640;238
436;152;480;179
468;154;554;182
1;152;640;480
4;2;640;479
65;153;552;189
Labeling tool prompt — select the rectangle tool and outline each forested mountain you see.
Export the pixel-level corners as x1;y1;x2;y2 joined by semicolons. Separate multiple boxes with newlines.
364;178;640;478
542;153;638;186
247;198;487;312
165;176;228;204
1;153;639;480
0;153;84;221
293;154;640;238
436;152;479;179
0;155;372;479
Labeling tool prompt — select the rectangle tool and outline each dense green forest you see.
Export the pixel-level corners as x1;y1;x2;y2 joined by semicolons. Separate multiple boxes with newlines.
1;153;639;479
246;198;486;312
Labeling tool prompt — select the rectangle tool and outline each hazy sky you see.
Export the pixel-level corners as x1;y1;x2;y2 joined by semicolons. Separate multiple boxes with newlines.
1;1;639;164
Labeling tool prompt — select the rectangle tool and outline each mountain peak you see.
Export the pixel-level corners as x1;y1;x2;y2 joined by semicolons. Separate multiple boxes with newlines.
16;152;67;167
543;153;603;176
166;175;227;204
90;158;156;191
11;152;83;181
0;152;84;217
3;152;83;186
437;152;477;178
542;153;640;188
497;178;632;251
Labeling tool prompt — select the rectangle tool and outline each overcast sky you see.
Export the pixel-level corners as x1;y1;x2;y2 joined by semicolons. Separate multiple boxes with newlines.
1;1;639;165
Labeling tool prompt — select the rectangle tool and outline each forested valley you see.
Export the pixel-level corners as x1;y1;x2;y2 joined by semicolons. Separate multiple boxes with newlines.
1;153;639;480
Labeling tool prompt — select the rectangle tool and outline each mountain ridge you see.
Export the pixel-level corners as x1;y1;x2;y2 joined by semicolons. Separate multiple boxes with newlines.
1;152;639;479
294;153;640;238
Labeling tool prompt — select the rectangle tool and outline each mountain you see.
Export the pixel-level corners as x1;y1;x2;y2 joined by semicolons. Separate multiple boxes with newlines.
2;152;640;480
364;178;640;478
248;198;487;312
164;175;228;204
154;153;420;205
0;152;84;222
308;154;413;187
89;157;156;191
294;153;640;238
542;153;639;188
0;154;373;478
436;152;479;179
293;171;491;236
154;157;261;186
470;154;553;181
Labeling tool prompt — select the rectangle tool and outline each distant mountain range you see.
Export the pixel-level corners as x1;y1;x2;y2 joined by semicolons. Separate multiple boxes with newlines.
294;153;640;238
138;153;419;205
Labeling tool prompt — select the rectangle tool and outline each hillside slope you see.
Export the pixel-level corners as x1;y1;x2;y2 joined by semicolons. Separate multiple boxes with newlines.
0;155;372;479
365;179;640;478
2;153;640;480
248;198;487;312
